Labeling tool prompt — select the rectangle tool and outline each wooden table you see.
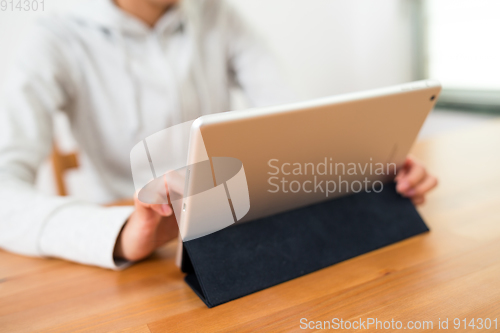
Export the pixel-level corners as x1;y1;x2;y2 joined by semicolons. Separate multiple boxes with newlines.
2;120;500;332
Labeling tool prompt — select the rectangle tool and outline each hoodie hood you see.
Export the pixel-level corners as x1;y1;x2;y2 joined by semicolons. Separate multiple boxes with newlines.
66;0;186;38
62;0;195;138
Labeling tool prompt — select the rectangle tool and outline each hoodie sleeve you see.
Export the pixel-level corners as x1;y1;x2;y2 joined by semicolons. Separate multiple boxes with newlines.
222;1;297;107
0;19;134;269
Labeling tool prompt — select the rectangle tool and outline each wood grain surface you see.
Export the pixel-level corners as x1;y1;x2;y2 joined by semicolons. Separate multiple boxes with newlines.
1;120;500;332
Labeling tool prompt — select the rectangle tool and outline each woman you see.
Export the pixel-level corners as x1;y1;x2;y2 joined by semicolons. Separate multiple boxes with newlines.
0;0;437;268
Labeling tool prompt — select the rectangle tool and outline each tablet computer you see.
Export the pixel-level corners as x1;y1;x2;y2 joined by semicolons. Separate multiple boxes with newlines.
175;80;440;244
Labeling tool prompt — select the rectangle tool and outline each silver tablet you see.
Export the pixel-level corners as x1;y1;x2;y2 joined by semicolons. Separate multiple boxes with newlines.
176;80;440;243
128;80;441;265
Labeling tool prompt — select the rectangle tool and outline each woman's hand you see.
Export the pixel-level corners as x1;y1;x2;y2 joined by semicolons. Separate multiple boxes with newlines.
395;156;438;205
113;194;178;262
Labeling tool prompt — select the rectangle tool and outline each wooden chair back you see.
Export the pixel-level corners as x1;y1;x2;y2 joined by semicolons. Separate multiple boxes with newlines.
51;143;79;196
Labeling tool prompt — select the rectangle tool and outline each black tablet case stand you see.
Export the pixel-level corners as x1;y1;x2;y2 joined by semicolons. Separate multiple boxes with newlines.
181;183;429;308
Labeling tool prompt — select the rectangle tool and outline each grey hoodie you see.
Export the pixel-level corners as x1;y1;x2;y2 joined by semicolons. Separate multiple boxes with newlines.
0;0;292;269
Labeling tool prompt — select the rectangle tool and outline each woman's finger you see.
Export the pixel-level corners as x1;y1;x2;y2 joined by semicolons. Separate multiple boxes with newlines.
133;179;172;216
395;156;414;182
150;203;173;217
412;175;438;197
396;160;426;193
133;192;161;221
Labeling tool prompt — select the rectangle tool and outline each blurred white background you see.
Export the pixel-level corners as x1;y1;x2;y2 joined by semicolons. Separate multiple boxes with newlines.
427;0;500;90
